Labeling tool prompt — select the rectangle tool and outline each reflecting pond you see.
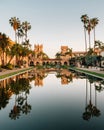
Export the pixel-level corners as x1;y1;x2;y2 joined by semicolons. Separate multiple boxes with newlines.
0;69;104;130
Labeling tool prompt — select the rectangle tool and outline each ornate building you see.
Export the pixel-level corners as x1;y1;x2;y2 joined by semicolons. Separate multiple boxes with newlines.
28;44;104;67
29;45;72;66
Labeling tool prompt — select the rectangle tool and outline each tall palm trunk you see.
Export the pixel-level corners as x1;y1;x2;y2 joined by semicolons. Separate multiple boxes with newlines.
86;78;88;107
25;31;27;42
90;18;99;49
15;30;17;43
88;31;91;49
90;83;92;104
6;52;7;65
84;27;87;52
2;51;5;66
95;86;97;107
93;27;96;49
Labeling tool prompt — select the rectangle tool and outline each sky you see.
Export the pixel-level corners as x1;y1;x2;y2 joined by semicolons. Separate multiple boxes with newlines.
0;0;104;58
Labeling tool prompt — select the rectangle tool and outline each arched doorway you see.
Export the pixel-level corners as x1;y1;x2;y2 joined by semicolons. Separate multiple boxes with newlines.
30;61;34;66
64;62;68;65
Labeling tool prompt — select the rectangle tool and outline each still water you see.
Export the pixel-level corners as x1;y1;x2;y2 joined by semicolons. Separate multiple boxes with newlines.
0;69;104;130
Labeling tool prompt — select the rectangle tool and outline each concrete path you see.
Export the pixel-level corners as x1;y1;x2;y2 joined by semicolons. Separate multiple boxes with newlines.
0;67;31;76
80;67;104;75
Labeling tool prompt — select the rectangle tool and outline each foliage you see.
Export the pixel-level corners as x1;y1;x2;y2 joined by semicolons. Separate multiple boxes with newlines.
5;63;13;70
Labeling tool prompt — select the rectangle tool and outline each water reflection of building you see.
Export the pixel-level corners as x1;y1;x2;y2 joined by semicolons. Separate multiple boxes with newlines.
60;69;73;85
55;69;76;85
34;71;44;86
28;69;76;86
28;70;46;87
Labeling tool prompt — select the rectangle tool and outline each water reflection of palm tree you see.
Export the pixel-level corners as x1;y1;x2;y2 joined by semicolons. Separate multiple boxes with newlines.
22;93;31;114
9;77;31;120
92;83;101;117
86;83;93;114
83;78;92;121
83;109;91;121
9;95;21;120
95;82;104;92
9;80;22;120
82;78;101;121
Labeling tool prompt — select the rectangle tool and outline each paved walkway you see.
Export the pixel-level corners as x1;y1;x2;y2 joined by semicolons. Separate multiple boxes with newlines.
80;67;104;75
0;67;31;76
69;67;104;80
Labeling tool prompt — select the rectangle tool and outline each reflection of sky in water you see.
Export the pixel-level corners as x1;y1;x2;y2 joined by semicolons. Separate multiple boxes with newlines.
0;73;104;130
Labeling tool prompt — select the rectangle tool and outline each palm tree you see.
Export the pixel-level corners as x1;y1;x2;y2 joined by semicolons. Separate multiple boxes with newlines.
22;21;31;43
55;52;61;59
87;48;94;56
86;19;92;49
95;40;104;50
65;48;72;57
90;18;99;48
17;25;24;44
9;17;20;43
82;78;91;121
81;14;89;52
95;40;101;48
22;39;31;49
19;46;30;66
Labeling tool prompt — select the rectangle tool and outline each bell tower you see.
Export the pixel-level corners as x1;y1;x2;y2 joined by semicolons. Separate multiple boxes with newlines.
34;44;43;58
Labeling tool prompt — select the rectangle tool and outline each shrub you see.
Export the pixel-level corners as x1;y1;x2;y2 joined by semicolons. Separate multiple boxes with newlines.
5;63;13;70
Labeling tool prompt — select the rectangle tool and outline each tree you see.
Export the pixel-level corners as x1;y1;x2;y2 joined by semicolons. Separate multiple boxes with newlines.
0;33;10;66
85;19;92;49
7;43;19;64
65;48;72;57
81;15;99;50
90;18;99;48
7;43;23;66
22;39;31;49
17;25;24;44
55;52;61;59
9;17;20;43
95;40;104;50
22;21;31;43
81;14;89;52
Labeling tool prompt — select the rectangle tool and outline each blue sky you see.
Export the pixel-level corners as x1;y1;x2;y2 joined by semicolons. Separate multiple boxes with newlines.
0;0;104;57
